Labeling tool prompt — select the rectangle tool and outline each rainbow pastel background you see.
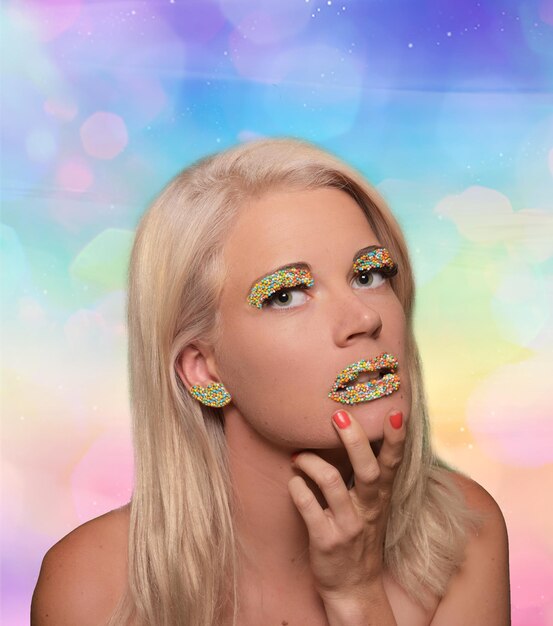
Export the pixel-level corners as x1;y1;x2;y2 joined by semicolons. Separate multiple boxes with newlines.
2;0;552;623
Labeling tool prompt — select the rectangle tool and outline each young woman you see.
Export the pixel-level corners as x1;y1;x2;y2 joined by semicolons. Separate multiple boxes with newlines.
32;138;510;625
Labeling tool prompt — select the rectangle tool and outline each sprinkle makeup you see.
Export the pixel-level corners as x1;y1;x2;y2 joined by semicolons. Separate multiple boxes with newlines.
245;246;401;406
353;247;396;275
247;267;314;309
246;245;398;310
328;352;401;405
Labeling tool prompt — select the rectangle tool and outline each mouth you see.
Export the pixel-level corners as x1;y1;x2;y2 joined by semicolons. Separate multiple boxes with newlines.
328;352;400;405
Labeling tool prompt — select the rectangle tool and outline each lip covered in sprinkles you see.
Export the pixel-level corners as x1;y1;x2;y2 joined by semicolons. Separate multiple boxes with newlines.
247;267;314;309
329;352;400;405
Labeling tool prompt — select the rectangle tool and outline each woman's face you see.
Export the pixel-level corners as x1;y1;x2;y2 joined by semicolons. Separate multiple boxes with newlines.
213;186;411;449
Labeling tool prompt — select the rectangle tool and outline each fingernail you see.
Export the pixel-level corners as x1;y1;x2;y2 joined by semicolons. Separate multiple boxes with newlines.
390;411;403;429
332;410;351;429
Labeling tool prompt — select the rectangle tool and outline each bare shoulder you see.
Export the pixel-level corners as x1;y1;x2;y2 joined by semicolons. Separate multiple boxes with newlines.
430;471;511;625
31;503;130;625
449;471;506;519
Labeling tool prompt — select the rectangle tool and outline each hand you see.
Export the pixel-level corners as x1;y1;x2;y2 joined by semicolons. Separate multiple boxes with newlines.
287;408;406;606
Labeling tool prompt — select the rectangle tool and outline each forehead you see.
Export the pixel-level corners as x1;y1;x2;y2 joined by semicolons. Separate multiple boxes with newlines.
222;187;380;273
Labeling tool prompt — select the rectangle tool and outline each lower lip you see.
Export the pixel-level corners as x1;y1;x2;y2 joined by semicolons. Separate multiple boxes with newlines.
328;373;401;405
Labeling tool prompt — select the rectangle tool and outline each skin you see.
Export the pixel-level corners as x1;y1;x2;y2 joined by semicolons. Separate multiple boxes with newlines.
177;187;411;623
31;186;510;626
180;186;411;449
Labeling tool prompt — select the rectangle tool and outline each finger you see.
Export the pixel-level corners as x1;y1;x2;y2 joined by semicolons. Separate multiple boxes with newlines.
377;409;407;499
331;410;381;505
292;452;357;526
288;475;330;543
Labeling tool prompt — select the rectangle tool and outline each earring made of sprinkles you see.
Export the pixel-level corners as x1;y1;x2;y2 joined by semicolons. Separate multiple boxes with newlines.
189;382;232;408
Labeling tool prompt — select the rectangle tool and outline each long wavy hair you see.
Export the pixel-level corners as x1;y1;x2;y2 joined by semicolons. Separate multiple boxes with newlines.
107;138;486;626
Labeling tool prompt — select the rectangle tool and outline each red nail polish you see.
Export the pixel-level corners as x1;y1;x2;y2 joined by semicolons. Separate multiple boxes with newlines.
390;411;403;429
332;411;351;429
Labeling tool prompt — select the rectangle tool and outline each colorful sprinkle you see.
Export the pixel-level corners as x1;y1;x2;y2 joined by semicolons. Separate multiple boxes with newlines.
353;247;397;274
246;247;397;309
189;382;231;407
328;373;401;405
329;352;400;405
247;267;314;309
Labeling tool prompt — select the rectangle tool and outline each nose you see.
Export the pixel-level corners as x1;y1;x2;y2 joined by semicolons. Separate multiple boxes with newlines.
331;289;383;346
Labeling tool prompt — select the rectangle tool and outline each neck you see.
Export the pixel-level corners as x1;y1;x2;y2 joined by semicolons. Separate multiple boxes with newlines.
221;409;362;624
224;408;353;578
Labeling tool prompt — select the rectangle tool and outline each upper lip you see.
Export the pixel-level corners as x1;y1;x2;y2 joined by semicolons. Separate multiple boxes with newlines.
331;352;399;392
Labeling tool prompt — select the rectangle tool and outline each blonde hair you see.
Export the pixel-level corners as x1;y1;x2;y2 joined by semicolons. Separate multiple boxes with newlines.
108;138;486;625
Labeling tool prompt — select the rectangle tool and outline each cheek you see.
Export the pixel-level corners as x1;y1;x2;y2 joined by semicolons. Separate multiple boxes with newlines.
217;319;335;445
216;299;411;447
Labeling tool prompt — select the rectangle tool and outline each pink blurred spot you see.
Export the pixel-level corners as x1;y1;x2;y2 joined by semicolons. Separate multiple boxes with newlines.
71;429;133;522
466;355;553;466
56;158;93;192
80;112;128;160
44;97;78;122
510;536;553;624
21;0;82;42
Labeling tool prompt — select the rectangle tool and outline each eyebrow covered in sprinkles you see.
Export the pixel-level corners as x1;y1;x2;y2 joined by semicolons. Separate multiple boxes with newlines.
246;267;314;309
353;247;398;275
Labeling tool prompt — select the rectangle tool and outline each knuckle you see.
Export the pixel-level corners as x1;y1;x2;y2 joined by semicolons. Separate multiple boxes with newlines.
346;519;364;539
318;536;339;554
348;435;366;453
297;491;316;510
356;465;381;484
322;467;343;489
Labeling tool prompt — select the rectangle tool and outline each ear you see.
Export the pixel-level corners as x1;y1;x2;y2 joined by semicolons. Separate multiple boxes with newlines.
175;342;219;390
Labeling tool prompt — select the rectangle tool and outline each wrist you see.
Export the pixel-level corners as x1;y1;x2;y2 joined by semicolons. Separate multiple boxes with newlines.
321;578;397;626
322;597;372;626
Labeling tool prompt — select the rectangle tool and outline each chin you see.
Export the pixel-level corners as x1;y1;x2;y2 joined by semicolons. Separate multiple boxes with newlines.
349;398;406;440
358;422;386;444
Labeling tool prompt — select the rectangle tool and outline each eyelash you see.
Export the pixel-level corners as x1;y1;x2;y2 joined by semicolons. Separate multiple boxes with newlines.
262;267;392;310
